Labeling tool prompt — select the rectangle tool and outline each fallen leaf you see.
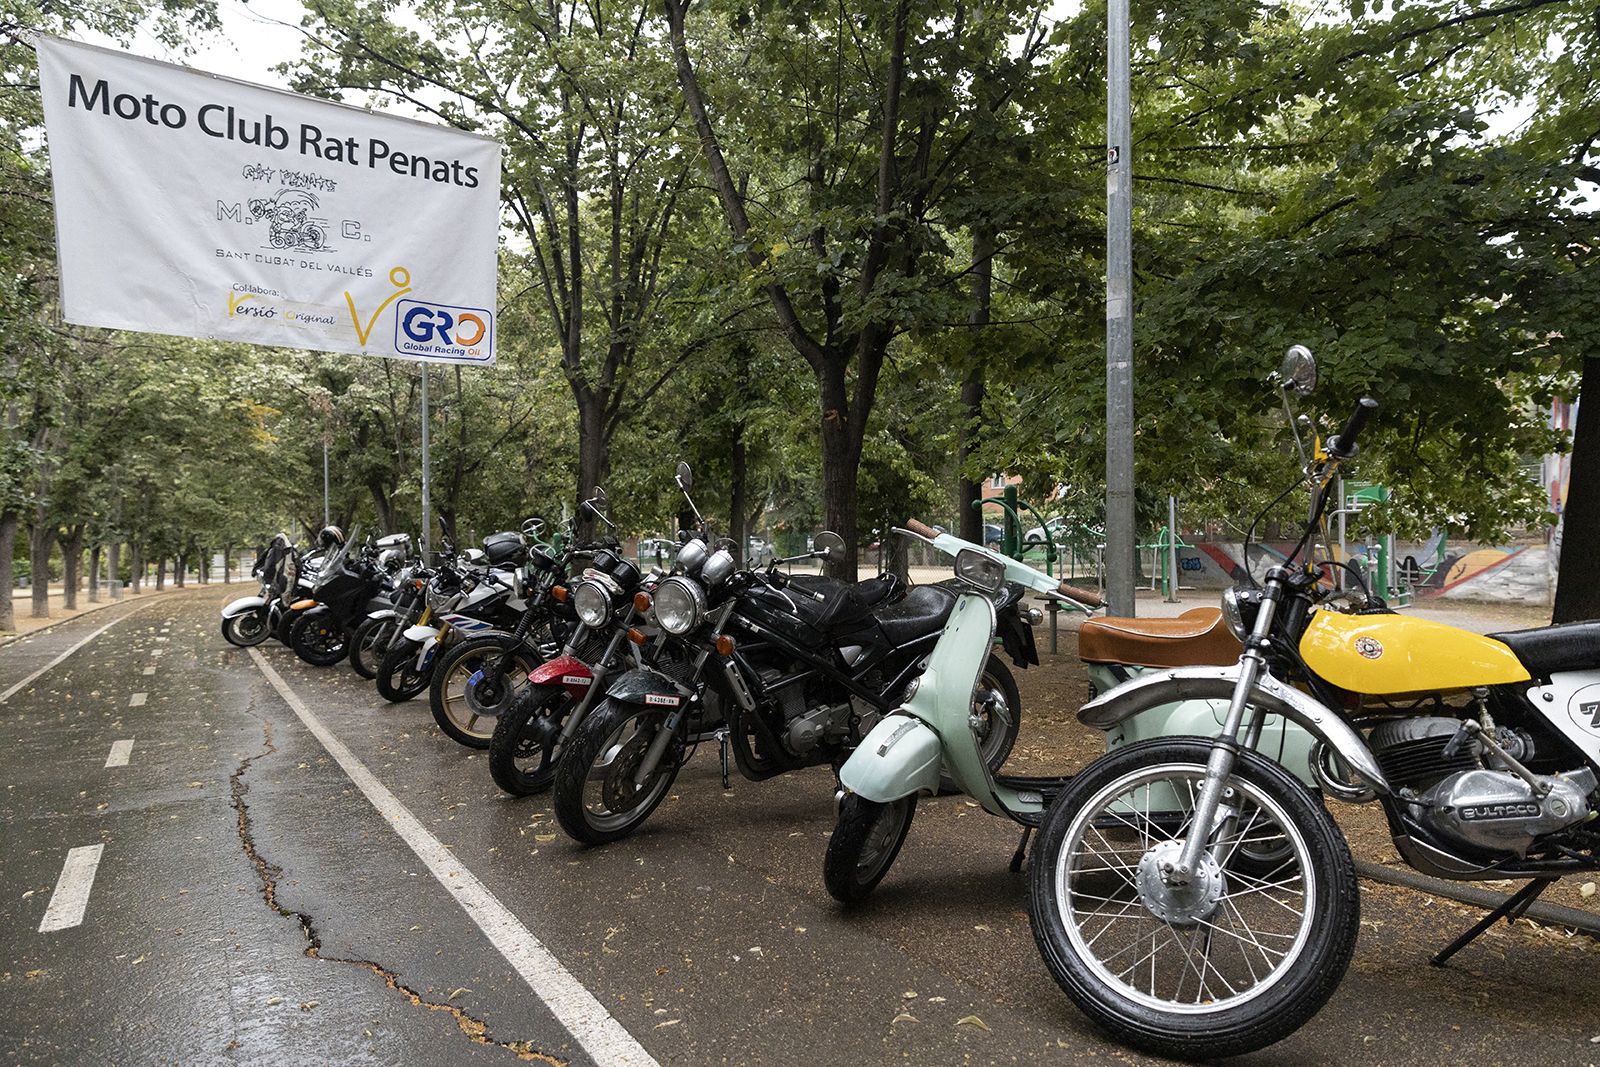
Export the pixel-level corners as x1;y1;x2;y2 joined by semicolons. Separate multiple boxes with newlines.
448;988;471;1000
1581;881;1596;899
892;1012;918;1025
956;1015;991;1032
535;834;557;843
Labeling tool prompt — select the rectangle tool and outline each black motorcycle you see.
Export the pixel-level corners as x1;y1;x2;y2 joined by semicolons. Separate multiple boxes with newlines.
289;530;389;667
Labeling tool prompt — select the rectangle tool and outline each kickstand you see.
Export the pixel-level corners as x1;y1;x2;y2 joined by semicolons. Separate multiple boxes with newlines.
1431;877;1553;967
716;728;731;790
1008;826;1033;874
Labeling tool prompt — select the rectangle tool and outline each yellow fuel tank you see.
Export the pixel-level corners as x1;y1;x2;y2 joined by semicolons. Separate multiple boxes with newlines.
1299;610;1530;695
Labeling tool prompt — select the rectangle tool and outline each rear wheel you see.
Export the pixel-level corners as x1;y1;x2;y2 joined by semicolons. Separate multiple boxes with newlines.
290;612;349;666
552;699;682;845
488;685;576;795
824;794;917;902
430;637;538;749
376;641;432;702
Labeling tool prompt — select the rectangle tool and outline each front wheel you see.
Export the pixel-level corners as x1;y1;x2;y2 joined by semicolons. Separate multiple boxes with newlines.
376;641;432;702
430;636;538;749
290;612;349;666
221;610;269;648
552;699;682;846
824;794;917;903
349;616;400;679
1028;738;1359;1060
488;685;576;796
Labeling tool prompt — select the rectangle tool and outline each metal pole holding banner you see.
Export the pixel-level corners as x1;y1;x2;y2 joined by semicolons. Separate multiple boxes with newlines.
420;365;432;560
1105;0;1136;618
322;442;331;528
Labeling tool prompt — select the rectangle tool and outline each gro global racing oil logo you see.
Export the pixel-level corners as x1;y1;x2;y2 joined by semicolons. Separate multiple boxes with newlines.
394;298;494;363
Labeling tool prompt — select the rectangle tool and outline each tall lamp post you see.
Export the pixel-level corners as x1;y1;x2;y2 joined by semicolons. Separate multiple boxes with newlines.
1104;0;1136;617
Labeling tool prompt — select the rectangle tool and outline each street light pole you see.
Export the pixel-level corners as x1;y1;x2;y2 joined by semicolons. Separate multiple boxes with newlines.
1105;0;1136;618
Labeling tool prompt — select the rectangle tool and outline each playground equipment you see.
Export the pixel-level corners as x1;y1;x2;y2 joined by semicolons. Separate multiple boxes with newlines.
1139;496;1191;603
973;485;1098;653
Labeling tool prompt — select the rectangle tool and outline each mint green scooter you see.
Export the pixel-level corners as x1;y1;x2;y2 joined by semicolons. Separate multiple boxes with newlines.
825;520;1105;901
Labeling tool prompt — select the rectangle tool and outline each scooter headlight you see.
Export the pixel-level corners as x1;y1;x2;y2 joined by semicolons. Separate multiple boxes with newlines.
573;577;616;629
654;575;705;635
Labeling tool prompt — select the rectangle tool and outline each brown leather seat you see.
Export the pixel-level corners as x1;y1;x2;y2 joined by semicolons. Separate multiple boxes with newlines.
1078;607;1241;669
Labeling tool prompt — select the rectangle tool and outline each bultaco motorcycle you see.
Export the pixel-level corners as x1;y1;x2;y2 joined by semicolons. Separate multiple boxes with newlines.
1027;347;1600;1059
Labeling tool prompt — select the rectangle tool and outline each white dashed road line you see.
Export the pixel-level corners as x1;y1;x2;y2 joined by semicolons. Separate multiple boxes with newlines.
0;602;152;704
247;648;661;1067
128;693;147;707
104;739;134;768
38;844;106;933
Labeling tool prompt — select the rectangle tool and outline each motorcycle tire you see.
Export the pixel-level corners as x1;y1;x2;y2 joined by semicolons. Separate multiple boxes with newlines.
289;612;350;667
488;685;575;796
824;793;917;903
430;636;538;750
1027;738;1359;1061
552;698;682;846
221;610;269;648
377;642;432;703
272;606;297;645
349;616;400;680
937;654;1022;794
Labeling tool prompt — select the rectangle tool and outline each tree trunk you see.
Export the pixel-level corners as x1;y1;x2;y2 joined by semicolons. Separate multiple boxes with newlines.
130;544;142;593
729;422;747;566
574;394;610;542
29;522;52;619
958;229;994;544
155;557;166;592
1554;358;1600;621
88;543;101;602
176;550;187;588
367;480;396;539
60;525;84;611
222;543;232;584
0;510;16;630
108;542;122;599
819;362;866;580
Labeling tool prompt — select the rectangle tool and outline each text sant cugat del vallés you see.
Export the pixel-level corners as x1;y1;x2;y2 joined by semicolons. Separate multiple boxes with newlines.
64;73;482;189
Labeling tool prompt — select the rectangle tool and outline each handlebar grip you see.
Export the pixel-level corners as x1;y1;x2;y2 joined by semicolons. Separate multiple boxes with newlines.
904;518;939;539
1328;397;1378;458
1058;582;1105;608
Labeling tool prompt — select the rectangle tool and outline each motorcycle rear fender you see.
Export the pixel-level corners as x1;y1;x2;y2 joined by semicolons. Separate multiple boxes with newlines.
529;654;595;701
1078;665;1389;795
221;595;266;619
604;667;684;708
403;624;440;643
839;713;944;803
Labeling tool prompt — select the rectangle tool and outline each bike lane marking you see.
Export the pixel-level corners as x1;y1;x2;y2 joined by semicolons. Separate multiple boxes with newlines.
0;601;153;704
37;844;106;933
104;739;135;768
246;647;661;1067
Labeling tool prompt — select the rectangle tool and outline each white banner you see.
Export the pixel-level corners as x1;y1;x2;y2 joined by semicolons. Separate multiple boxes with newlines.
36;35;502;365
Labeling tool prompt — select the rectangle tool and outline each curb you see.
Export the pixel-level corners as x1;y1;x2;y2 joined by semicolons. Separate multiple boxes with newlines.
1355;859;1600;939
0;584;220;650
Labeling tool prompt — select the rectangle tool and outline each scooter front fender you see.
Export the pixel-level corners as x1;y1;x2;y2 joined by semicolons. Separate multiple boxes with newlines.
1079;665;1390;795
221;596;266;619
839;713;944;803
403;624;440;644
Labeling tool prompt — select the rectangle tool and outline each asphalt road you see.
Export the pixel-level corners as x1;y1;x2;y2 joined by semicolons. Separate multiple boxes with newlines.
1;589;1596;1066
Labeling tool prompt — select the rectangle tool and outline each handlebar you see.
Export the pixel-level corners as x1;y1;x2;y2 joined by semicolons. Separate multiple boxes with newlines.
904;518;939;540
1057;582;1104;608
1327;397;1377;459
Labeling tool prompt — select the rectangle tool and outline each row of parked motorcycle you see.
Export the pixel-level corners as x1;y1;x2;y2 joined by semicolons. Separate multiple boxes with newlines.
217;346;1600;1061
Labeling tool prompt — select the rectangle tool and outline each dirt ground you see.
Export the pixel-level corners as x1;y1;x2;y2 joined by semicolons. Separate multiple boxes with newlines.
1007;628;1600;920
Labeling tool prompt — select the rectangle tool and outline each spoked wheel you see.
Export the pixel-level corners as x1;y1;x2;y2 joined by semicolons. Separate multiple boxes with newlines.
350;617;401;680
376;643;432;702
824;793;917;903
552;699;682;846
1028;738;1359;1060
488;685;576;796
290;613;349;667
221;611;269;648
431;639;539;749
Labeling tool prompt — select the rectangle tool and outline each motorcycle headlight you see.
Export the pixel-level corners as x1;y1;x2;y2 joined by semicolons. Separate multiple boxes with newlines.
654;575;706;635
1221;586;1261;641
573;578;615;629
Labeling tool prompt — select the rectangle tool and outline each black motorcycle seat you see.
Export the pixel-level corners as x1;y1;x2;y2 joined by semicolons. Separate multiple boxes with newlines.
872;584;958;647
788;573;899;609
1488;621;1600;677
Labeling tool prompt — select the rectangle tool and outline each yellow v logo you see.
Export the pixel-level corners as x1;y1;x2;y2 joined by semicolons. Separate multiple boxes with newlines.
227;292;256;317
345;266;413;346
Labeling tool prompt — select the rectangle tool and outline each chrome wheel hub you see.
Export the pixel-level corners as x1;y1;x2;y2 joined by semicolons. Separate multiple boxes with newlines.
1136;840;1225;927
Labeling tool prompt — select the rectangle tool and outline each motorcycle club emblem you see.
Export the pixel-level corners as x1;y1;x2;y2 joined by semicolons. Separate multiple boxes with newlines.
1353;636;1384;660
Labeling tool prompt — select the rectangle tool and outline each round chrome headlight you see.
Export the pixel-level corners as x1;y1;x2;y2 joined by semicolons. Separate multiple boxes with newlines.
1221;585;1261;641
573;578;615;629
654;575;706;635
700;548;735;588
676;538;708;575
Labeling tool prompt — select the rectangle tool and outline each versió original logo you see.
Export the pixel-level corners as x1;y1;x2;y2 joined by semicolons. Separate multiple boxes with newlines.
394;298;494;363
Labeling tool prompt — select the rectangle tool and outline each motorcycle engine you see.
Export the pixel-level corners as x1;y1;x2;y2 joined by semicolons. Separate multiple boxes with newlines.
1372;717;1598;857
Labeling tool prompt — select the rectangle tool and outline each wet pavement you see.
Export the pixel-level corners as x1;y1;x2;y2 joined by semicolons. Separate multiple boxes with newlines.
1;589;1596;1065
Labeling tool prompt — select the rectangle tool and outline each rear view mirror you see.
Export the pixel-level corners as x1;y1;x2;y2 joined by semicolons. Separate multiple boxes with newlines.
813;531;845;561
675;461;693;492
591;486;608;512
1277;345;1318;396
